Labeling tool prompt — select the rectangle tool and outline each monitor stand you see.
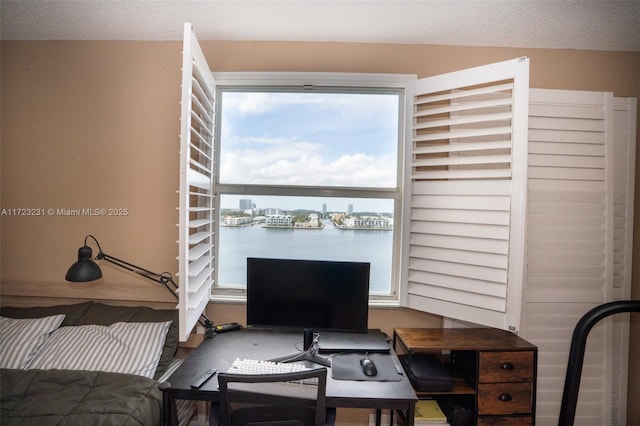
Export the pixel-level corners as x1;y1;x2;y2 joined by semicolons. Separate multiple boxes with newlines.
267;329;331;367
268;350;331;367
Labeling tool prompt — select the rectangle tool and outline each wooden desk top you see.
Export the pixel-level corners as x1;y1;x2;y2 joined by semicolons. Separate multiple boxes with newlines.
394;328;537;352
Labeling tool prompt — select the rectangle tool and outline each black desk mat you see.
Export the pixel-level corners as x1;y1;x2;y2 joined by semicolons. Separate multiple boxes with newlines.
331;352;403;382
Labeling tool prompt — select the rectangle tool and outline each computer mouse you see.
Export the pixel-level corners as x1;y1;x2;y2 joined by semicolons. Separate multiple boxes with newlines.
360;358;377;376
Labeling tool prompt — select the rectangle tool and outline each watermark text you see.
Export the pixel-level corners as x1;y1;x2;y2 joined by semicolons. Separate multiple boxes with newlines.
1;208;129;217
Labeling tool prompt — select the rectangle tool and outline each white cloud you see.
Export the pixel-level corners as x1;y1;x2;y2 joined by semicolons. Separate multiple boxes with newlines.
223;92;329;115
224;92;273;114
220;136;395;187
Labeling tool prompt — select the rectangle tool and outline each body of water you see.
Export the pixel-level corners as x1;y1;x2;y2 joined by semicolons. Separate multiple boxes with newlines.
218;220;393;294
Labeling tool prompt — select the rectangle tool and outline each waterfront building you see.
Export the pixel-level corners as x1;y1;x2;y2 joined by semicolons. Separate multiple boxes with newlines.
341;216;392;229
223;216;253;226
294;213;322;228
265;214;293;227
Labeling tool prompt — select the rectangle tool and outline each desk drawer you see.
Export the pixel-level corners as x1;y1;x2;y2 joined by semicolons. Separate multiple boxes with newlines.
478;416;533;425
478;351;534;383
477;382;532;415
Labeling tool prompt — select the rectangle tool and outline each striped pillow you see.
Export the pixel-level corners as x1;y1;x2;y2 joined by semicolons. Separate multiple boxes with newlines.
0;315;66;369
27;320;172;378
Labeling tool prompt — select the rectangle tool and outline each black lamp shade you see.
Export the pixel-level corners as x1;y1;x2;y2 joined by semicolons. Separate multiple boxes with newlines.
65;245;102;282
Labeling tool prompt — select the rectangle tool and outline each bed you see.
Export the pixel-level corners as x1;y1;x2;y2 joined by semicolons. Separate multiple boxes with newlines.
0;301;194;425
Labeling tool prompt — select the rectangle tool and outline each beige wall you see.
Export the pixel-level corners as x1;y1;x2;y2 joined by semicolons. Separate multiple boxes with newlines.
1;40;639;423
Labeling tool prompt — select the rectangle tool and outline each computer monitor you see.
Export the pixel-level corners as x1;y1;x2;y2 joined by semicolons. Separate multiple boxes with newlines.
246;257;370;333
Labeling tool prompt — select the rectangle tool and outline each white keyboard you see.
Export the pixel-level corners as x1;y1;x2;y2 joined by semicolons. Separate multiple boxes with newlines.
228;358;311;375
227;358;318;385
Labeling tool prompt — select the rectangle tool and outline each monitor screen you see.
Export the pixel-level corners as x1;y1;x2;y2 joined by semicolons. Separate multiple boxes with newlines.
246;257;370;332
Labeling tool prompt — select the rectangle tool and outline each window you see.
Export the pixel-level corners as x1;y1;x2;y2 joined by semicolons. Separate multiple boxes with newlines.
213;73;414;302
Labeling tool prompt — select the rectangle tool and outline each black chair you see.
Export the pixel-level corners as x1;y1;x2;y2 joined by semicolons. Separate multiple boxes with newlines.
558;300;640;426
210;368;337;426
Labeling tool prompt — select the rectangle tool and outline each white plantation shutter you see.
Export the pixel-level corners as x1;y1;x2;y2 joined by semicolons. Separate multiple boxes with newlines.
611;97;636;426
177;23;216;341
403;58;529;332
520;89;637;426
612;97;636;302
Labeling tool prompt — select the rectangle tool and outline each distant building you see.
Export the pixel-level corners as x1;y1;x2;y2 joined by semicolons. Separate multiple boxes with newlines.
341;216;392;230
222;216;253;226
239;199;252;210
347;204;353;215
294;213;322;228
331;213;345;222
265;214;293;227
264;207;283;216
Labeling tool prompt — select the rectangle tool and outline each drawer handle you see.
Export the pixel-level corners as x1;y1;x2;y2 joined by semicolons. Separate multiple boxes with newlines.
499;393;513;402
500;362;515;370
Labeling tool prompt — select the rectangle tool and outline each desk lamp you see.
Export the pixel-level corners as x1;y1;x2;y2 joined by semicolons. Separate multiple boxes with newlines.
65;234;215;338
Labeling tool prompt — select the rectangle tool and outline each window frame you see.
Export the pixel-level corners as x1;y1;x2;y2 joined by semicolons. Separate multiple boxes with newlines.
211;72;416;306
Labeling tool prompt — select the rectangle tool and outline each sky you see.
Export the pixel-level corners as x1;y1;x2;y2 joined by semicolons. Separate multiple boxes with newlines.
217;91;400;213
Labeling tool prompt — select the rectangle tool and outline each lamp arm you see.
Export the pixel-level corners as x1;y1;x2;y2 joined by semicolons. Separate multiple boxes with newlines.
97;252;179;299
84;235;214;338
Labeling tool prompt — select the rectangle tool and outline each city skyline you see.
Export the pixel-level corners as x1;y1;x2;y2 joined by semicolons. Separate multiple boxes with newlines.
220;194;394;214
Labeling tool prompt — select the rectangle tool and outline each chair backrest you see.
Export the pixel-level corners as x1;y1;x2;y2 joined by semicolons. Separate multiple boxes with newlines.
217;368;329;426
558;300;640;426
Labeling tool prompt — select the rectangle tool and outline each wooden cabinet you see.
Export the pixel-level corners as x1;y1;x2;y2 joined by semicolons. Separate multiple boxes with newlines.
394;328;537;425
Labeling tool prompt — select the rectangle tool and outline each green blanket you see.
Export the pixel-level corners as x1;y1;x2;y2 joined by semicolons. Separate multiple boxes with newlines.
1;368;162;425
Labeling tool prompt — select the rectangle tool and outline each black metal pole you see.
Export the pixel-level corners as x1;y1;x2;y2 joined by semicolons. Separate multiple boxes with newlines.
99;252;179;299
96;249;214;336
558;300;640;426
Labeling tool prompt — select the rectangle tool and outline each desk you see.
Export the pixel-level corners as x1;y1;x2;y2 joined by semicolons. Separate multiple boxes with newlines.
161;328;417;425
394;328;537;425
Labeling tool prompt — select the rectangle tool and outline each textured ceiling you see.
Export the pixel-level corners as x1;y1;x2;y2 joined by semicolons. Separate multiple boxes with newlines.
1;0;639;51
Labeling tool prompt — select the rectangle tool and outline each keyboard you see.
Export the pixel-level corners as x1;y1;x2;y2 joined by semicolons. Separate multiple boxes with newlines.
227;358;317;385
228;358;311;374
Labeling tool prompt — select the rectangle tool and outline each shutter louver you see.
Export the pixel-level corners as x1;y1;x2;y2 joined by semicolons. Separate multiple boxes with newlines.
177;23;216;341
405;58;529;332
